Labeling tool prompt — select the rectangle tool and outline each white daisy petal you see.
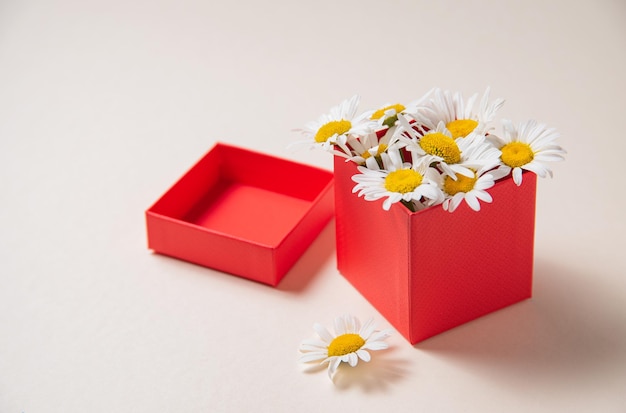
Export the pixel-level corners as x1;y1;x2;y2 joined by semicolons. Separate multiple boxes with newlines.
367;329;393;342
351;316;361;333
356;349;371;362
449;193;465;212
328;357;341;378
473;177;494;191
313;323;333;344
334;316;346;336
382;197;394;211
365;155;380;170
535;152;565;162
299;352;328;363
362;341;390;351
473;190;493;203
522;162;549;178
465;192;481;211
347;352;358;367
359;318;376;340
299;343;327;352
443;199;451;211
489;166;511;181
300;338;328;349
451;164;475;178
512;167;523;186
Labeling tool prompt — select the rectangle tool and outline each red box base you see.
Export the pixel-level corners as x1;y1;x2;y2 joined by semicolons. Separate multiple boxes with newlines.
334;157;537;344
146;143;334;286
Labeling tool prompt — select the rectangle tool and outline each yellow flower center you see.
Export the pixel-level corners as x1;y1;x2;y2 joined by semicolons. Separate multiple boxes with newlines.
446;119;479;139
327;333;365;357
371;104;406;120
362;144;388;159
384;169;423;193
501;142;534;168
419;132;461;164
443;172;477;195
314;119;352;143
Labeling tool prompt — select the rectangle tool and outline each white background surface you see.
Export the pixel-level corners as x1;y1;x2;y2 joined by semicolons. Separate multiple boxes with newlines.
1;0;626;411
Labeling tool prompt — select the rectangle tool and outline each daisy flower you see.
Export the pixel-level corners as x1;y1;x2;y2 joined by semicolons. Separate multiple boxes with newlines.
343;131;393;168
340;99;427;165
351;148;444;211
370;102;408;128
395;115;501;180
299;314;392;379
297;95;376;155
411;87;504;139
441;165;501;212
492;119;566;186
369;89;436;129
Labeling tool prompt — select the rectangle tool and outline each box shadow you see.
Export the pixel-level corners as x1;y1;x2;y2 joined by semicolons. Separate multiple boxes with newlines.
414;258;626;391
276;218;336;293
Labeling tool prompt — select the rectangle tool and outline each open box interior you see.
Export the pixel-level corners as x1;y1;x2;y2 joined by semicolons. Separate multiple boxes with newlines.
149;143;334;246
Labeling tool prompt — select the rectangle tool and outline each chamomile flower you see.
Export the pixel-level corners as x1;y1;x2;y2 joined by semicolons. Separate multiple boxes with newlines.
299;314;392;379
297;95;376;155
493;119;566;186
344;131;393;168
351;148;444;211
412;87;504;139
441;166;498;212
395;116;501;180
370;103;408;128
369;90;435;129
344;102;414;165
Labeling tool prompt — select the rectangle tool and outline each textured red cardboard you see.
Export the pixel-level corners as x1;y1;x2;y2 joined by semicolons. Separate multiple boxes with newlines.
334;156;537;344
146;143;334;286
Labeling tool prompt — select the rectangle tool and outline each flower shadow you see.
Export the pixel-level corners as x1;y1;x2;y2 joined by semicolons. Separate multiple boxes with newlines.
331;351;411;392
300;362;327;375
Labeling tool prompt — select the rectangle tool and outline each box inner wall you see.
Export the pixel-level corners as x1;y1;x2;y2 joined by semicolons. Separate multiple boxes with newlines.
184;180;313;246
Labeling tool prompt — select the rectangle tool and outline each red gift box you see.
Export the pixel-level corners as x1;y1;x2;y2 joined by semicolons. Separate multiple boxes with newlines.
146;143;334;286
334;156;537;344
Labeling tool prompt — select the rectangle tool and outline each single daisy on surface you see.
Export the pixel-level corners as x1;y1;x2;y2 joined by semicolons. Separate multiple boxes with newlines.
351;148;444;211
299;314;392;379
411;87;504;139
297;95;376;155
492;119;566;186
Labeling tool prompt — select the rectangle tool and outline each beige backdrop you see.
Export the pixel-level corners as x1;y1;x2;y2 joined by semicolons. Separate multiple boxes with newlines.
1;0;625;411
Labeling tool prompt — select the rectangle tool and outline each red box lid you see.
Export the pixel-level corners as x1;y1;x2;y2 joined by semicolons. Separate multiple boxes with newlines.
146;143;334;286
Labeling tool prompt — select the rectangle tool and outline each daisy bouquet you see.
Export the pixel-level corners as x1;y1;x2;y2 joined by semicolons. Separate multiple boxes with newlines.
298;88;566;213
